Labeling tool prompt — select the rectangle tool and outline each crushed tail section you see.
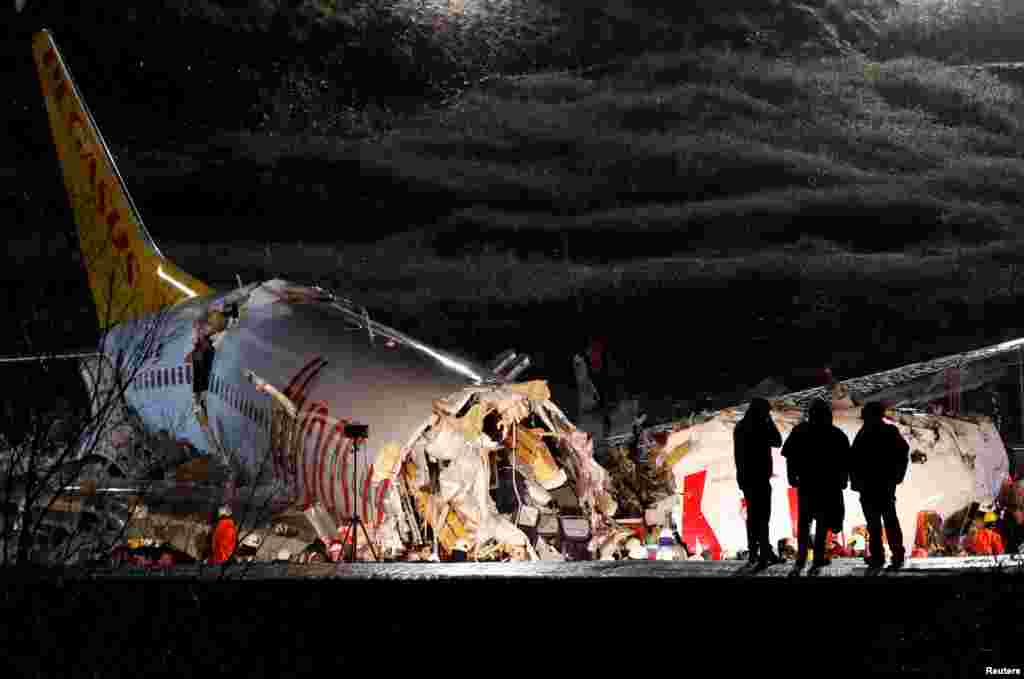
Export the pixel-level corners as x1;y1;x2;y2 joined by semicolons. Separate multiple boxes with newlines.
31;30;213;330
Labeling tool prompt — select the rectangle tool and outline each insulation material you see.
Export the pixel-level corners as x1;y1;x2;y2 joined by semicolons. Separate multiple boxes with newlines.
372;442;404;483
380;384;620;560
512;426;566;490
640;404;1009;558
508;380;552;402
456;403;489;441
424;417;472;461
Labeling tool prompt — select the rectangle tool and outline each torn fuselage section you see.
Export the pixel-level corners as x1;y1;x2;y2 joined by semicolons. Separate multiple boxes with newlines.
376;381;622;561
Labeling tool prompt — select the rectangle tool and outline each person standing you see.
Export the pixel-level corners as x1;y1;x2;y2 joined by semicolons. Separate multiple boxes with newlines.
850;401;910;569
734;397;784;569
210;505;237;565
782;398;850;574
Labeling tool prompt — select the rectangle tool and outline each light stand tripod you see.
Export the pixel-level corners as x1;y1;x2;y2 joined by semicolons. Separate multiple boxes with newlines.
344;423;378;562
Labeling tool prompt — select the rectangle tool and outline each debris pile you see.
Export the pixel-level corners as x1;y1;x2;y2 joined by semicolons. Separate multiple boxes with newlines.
381;381;622;561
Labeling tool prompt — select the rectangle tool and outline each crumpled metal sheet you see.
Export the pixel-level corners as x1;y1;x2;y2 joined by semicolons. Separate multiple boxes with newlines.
512;426;566;490
379;382;619;561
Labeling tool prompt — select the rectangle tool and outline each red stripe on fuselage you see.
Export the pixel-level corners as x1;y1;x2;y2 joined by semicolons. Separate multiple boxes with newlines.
376;479;390;528
340;439;350;517
285;356;326;404
271;356;326;489
300;401;330;508
681;471;722;560
788;487;800;539
330;436;347;519
320;421;345;518
362;464;373;527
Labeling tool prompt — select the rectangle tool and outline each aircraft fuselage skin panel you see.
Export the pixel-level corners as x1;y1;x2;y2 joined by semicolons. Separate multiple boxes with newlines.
109;280;490;531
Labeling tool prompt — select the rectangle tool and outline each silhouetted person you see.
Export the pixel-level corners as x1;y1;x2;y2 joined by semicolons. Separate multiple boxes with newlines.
782;398;850;573
734;397;783;569
850;401;909;569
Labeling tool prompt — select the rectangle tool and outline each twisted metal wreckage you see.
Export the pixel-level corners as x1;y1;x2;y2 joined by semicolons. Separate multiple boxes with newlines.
280;381;625;562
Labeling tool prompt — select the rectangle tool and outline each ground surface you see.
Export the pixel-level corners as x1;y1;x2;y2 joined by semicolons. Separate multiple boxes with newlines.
1;562;1022;677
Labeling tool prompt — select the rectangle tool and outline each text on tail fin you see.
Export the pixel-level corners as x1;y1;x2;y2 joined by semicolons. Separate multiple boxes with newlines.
31;29;214;330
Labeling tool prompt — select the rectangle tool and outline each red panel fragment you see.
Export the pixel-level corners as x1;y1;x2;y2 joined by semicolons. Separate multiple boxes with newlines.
681;471;722;560
111;228;129;250
97;180;107;214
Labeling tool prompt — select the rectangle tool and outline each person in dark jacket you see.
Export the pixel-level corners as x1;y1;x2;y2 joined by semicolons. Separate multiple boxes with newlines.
734;397;784;569
850;401;909;569
781;398;850;573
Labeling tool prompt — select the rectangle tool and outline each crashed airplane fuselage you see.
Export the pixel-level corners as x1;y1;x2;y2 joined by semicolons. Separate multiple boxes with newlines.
106;280;618;559
621;396;1010;560
30;28;620;562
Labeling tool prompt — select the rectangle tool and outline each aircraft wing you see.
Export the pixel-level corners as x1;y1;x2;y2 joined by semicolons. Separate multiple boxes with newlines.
0;351;101;364
5;476;288;522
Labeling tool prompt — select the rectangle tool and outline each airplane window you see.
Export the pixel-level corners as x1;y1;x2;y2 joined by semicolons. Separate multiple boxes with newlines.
186;365;192;384
170;367;177;386
164;369;169;387
156;371;161;389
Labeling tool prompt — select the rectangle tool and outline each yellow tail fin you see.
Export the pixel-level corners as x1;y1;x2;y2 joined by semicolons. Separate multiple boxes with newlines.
31;30;214;330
